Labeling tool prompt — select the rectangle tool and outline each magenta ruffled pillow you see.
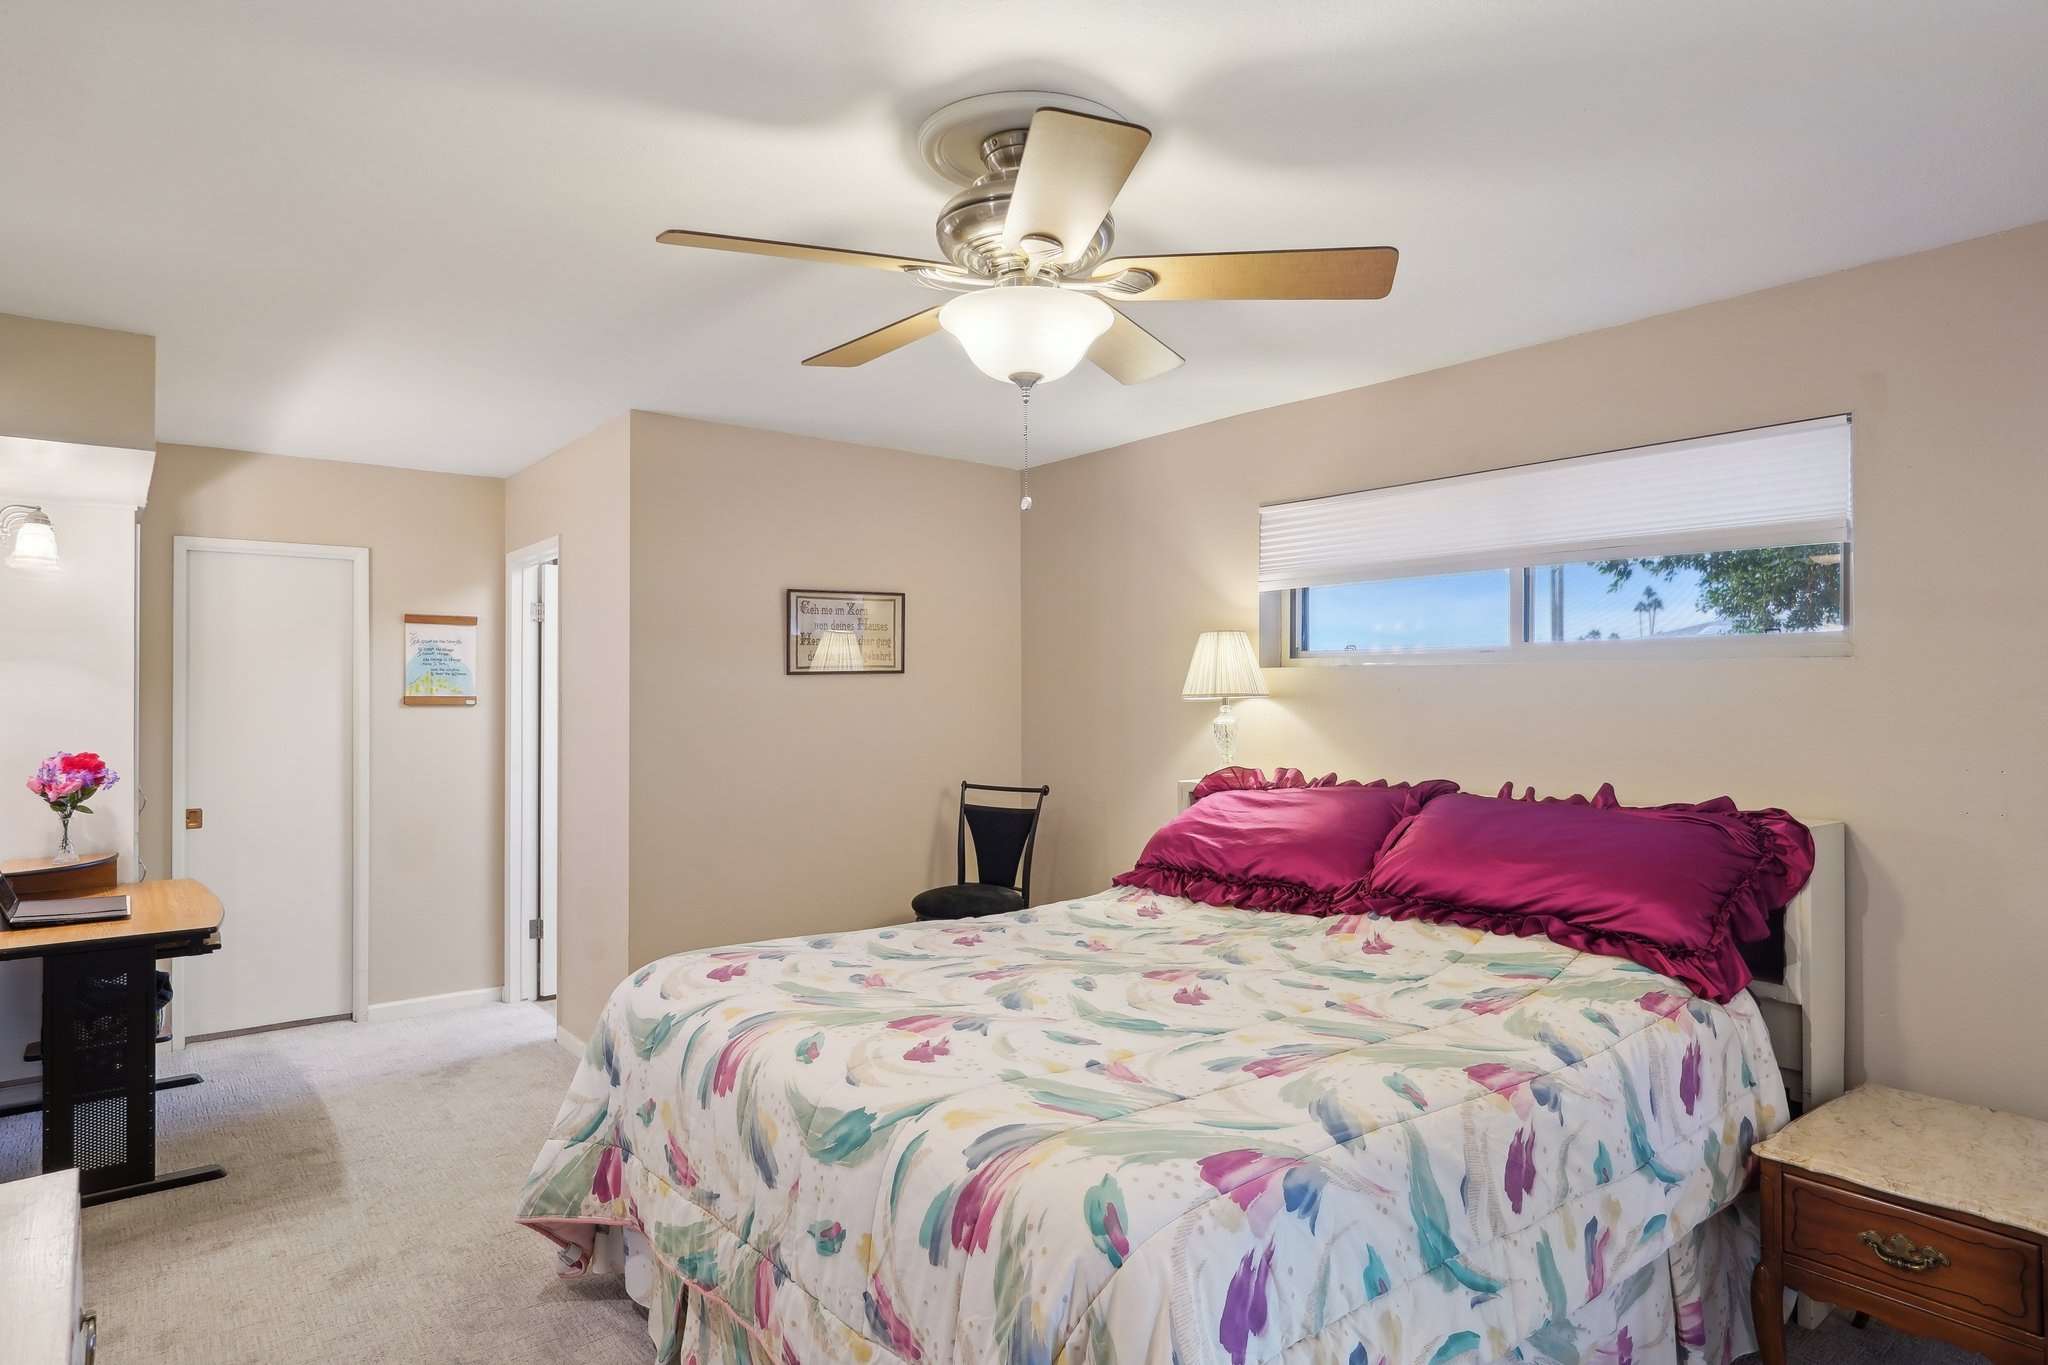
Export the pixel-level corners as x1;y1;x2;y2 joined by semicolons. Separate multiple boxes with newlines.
1362;789;1814;1002
1113;770;1459;915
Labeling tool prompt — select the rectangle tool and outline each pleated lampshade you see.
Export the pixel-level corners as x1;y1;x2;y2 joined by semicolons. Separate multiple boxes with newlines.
1181;630;1268;700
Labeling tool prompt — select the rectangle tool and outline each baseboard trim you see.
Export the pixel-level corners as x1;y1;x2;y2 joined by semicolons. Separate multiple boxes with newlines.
555;1024;585;1059
366;986;503;1023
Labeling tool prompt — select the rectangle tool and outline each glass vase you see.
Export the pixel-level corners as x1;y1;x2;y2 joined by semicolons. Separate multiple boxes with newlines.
53;811;78;863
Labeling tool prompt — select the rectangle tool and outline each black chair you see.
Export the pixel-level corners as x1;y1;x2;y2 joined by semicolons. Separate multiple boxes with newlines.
911;782;1050;922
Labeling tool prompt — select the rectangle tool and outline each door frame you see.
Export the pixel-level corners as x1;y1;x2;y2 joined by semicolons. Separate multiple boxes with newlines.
503;536;559;1004
170;536;371;1045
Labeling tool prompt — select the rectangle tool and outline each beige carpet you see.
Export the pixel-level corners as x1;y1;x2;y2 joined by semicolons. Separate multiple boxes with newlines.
0;1003;649;1365
0;1005;1982;1364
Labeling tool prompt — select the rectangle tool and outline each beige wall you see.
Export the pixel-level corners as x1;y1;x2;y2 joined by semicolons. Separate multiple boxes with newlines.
1022;221;2048;1120
505;417;632;1042
624;412;1023;969
142;445;507;1006
0;312;154;450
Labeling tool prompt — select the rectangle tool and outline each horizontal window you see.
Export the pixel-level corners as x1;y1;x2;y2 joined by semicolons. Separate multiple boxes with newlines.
1298;570;1510;654
1270;417;1853;660
1527;546;1847;643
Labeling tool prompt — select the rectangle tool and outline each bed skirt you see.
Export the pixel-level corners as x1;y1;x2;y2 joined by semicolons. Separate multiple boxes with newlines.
541;1196;1762;1365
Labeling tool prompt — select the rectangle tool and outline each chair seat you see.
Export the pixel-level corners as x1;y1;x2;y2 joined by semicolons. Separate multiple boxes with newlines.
911;883;1025;921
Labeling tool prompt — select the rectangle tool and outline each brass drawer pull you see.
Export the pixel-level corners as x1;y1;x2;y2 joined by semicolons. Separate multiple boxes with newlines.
1858;1230;1950;1273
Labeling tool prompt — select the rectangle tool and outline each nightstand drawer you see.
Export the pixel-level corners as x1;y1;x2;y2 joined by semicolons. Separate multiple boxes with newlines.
1784;1173;2043;1333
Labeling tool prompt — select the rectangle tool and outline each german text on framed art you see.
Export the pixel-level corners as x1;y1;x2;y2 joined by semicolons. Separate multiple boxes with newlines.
785;590;905;675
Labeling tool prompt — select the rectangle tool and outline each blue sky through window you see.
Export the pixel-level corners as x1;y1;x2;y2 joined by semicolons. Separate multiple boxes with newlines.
1300;570;1508;652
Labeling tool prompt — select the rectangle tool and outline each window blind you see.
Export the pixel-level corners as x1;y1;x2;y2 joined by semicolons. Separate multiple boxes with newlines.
1258;416;1852;592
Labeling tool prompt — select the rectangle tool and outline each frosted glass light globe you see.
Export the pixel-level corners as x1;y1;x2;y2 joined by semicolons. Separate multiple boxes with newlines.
939;285;1113;385
4;515;58;570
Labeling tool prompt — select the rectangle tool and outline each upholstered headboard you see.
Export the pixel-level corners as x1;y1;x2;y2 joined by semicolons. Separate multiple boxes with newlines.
1172;780;1846;1110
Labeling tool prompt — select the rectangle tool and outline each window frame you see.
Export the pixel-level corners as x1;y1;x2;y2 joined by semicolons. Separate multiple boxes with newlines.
1281;544;1853;667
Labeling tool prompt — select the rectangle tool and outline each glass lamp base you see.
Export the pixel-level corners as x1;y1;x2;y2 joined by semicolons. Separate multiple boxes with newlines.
1210;699;1239;765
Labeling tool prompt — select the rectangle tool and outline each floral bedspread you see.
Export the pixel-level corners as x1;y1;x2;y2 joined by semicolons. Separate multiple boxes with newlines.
517;889;1786;1365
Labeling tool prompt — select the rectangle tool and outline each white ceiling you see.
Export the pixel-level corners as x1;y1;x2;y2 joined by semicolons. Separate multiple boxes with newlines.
4;1;2046;476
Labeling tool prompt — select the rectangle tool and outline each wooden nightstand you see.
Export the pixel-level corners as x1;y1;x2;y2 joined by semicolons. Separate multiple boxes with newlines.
1752;1085;2048;1365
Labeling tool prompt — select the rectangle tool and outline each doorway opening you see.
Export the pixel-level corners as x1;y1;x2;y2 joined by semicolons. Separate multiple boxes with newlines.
504;539;559;1006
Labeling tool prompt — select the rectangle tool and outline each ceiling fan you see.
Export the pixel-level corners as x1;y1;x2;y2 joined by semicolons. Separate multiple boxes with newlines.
657;91;1399;391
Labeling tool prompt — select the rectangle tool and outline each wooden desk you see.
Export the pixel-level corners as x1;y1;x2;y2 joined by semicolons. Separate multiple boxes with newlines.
0;877;227;1205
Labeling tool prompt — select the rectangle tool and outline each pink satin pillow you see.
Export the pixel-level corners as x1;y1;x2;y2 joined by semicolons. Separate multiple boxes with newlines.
1363;790;1814;1001
1113;771;1459;914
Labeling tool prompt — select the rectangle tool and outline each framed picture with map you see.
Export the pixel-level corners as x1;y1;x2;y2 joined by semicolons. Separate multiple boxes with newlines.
785;589;905;675
402;613;479;706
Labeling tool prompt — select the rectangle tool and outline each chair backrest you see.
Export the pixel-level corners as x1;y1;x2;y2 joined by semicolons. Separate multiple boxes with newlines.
957;782;1050;903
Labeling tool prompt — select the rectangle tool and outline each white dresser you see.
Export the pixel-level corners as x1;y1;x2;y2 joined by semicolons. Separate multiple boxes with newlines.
0;1169;94;1363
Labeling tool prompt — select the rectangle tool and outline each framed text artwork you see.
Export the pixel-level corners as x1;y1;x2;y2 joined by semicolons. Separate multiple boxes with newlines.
402;614;479;706
785;590;905;675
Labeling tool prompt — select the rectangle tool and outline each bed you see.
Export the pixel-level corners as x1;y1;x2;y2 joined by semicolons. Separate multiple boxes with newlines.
517;797;1844;1365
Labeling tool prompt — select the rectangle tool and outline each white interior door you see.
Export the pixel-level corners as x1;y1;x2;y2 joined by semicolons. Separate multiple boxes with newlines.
537;560;559;999
177;541;359;1039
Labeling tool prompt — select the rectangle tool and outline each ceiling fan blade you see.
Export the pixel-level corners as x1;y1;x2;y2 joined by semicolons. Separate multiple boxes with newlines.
658;229;946;273
1001;109;1152;267
801;307;944;368
1091;247;1399;301
1089;306;1184;385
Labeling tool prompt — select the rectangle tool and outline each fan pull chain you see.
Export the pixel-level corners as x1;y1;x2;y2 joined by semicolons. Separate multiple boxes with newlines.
1018;380;1033;512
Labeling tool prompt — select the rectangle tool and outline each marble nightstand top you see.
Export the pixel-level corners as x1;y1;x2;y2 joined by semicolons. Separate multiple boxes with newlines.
1754;1083;2048;1238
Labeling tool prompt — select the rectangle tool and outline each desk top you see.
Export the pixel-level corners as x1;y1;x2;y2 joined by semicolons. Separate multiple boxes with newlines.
0;878;224;960
1755;1083;2048;1238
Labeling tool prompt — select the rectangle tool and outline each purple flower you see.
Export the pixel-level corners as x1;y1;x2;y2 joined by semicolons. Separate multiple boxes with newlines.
25;751;115;811
1218;1243;1275;1364
1679;1040;1703;1115
1504;1127;1537;1213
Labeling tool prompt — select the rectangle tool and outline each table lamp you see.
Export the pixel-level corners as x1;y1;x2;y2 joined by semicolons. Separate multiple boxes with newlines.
1182;630;1268;764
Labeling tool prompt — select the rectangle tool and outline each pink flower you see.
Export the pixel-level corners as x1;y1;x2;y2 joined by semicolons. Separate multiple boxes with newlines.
1358;931;1394;955
903;1038;950;1063
1174;985;1209;1006
707;962;748;982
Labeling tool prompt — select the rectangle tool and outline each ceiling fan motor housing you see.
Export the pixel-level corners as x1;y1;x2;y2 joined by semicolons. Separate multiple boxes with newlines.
934;129;1114;280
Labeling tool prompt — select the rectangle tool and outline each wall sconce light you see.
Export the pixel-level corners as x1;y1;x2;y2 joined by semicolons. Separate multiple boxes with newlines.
2;504;59;571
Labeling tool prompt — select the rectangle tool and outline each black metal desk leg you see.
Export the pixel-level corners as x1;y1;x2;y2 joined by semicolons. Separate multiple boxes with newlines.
41;944;225;1203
